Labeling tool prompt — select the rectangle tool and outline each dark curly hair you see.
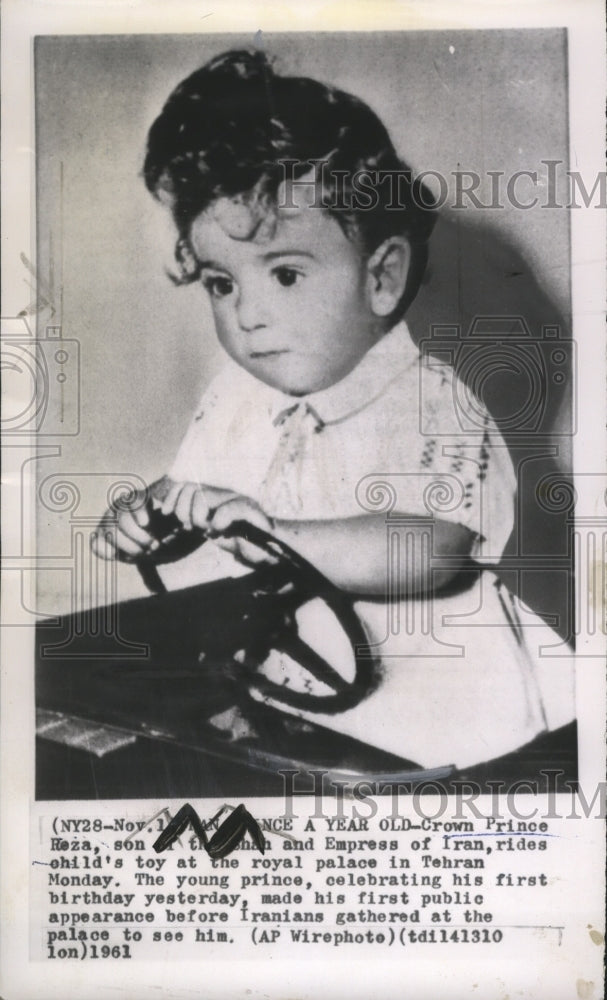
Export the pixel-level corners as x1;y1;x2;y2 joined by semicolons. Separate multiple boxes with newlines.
144;49;437;317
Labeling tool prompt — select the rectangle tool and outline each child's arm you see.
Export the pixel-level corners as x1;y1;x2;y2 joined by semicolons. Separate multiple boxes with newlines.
91;477;238;561
210;495;473;595
162;485;474;596
274;514;473;595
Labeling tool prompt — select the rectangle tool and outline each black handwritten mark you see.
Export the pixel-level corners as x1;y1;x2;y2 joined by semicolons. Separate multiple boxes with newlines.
153;804;265;859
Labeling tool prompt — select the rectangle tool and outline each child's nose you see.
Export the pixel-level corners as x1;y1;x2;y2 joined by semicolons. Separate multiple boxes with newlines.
236;286;268;331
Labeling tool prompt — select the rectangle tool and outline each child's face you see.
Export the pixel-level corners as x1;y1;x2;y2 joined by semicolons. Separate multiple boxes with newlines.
189;200;382;395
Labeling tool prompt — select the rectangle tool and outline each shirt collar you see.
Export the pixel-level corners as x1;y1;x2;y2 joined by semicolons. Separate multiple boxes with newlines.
265;321;420;427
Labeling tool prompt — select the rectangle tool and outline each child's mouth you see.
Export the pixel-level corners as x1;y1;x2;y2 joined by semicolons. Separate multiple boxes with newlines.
249;349;289;359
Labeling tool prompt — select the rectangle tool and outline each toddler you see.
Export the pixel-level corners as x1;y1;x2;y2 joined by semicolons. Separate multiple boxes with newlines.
93;49;575;771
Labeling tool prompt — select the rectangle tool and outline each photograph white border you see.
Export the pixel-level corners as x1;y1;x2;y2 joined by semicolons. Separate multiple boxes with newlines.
1;2;605;998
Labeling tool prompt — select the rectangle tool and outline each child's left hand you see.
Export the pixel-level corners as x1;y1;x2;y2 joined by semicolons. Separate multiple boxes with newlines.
161;481;277;567
208;495;278;567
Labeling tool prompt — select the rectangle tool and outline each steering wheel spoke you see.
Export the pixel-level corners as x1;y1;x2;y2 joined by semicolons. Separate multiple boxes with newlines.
135;516;379;714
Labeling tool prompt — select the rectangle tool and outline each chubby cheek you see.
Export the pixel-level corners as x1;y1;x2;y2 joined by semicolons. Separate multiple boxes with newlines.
319;277;368;328
209;306;239;352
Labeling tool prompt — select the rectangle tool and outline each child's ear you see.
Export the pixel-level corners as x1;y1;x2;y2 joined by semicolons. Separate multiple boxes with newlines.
366;237;411;317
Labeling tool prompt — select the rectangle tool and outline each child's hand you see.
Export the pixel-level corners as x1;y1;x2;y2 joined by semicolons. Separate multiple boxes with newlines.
207;496;278;567
160;483;277;566
159;480;212;531
91;491;156;561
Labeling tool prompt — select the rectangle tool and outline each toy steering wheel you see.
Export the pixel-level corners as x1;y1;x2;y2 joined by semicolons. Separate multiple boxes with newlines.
129;501;378;715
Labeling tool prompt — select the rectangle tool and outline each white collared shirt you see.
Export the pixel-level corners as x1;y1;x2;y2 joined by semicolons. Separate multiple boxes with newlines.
166;322;574;768
170;321;516;562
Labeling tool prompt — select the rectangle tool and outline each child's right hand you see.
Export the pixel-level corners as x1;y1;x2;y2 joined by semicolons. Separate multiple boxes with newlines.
91;490;157;562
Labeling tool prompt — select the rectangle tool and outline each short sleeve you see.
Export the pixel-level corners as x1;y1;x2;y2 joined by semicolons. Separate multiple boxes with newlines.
168;387;217;483
412;363;516;562
168;363;253;483
167;362;286;498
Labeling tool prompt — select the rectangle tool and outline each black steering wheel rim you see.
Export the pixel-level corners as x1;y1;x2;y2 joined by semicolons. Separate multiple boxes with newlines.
134;512;378;715
223;520;378;714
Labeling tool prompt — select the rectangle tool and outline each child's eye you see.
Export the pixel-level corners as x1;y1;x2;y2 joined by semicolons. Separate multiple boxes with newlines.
202;275;234;299
273;266;302;288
